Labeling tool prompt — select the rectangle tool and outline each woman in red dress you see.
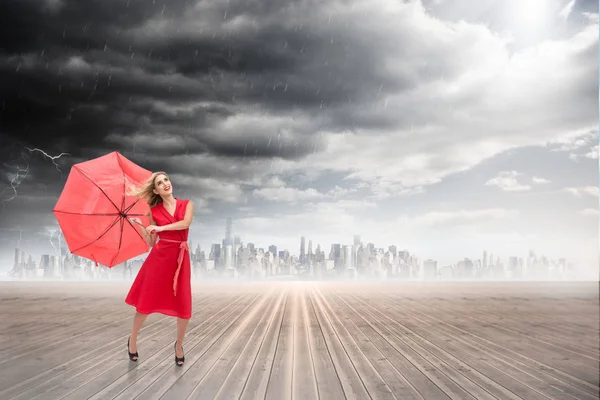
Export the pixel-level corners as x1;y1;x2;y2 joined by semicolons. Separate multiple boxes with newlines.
125;171;194;367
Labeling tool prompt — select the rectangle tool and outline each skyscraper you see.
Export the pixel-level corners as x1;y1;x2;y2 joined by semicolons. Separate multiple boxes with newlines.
398;250;409;261
225;217;233;245
331;244;341;268
300;236;306;264
224;244;233;269
234;235;241;267
353;234;361;269
269;245;277;257
210;244;221;269
423;259;437;280
388;245;397;258
508;257;519;276
343;245;352;270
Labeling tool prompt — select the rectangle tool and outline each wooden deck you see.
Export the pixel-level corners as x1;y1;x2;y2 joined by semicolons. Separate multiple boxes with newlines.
0;281;597;400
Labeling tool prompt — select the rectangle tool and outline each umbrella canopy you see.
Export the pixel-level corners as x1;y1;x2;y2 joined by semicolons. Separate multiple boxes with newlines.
53;151;153;267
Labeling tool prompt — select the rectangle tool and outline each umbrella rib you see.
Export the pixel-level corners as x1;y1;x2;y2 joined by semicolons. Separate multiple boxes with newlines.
123;198;142;214
53;210;147;216
116;153;127;213
127;218;149;246
71;215;121;254
110;216;125;266
120;193;149;244
73;165;121;213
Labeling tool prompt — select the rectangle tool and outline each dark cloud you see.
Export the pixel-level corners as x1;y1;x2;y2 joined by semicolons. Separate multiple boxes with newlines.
0;0;216;156
0;0;597;269
0;0;188;54
0;0;419;164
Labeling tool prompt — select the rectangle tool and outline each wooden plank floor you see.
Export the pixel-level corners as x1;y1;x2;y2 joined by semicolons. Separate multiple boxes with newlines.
0;281;597;400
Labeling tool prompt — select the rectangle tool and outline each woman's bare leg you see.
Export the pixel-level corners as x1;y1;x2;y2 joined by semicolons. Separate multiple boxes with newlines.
175;317;190;362
129;312;149;360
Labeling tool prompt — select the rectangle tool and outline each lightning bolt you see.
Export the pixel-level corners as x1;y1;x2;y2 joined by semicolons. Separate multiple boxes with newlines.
49;229;59;255
1;155;30;207
25;147;70;174
1;146;71;207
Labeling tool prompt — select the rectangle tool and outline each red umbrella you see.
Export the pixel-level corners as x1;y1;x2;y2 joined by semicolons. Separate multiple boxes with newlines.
53;151;152;267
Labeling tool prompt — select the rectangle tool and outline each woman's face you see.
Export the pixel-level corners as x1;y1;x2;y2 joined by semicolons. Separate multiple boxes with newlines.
153;174;173;196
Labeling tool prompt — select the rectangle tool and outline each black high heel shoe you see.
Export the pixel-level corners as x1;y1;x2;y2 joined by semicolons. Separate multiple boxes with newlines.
174;341;185;367
127;337;139;362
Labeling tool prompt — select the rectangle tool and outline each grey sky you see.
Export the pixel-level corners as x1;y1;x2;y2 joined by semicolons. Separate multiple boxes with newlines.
0;0;597;274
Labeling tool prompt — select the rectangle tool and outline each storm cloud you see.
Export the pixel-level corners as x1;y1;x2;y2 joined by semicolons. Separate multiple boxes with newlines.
0;0;597;270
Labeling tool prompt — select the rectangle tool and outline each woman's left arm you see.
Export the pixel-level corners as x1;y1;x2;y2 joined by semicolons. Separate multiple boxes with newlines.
147;201;195;233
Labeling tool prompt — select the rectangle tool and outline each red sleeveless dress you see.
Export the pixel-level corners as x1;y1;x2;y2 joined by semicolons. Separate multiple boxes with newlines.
125;198;192;319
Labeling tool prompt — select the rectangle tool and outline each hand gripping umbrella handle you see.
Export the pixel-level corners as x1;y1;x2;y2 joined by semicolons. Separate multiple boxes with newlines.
130;218;156;234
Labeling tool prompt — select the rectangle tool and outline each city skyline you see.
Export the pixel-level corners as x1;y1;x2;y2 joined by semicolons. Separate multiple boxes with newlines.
1;217;582;280
8;226;579;283
0;0;598;275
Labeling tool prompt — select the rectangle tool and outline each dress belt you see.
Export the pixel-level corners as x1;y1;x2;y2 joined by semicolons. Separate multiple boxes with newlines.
158;238;189;296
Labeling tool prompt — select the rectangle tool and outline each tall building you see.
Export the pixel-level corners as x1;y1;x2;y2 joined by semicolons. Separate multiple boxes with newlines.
388;245;397;258
194;244;201;262
455;258;474;279
464;258;474;277
342;245;352;270
234;235;241;267
357;245;369;272
330;244;342;268
210;244;221;269
423;259;437;280
41;254;50;277
225;217;233;245
558;258;566;274
224;244;233;269
508;256;519;275
269;245;277;257
353;234;361;269
238;247;252;268
300;236;306;263
494;256;503;277
518;258;524;277
398;250;409;261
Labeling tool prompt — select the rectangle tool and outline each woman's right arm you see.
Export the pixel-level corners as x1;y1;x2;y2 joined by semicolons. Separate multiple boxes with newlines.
145;215;158;247
131;214;157;247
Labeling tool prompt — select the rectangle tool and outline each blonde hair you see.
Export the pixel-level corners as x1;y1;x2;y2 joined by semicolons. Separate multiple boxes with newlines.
128;171;169;207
